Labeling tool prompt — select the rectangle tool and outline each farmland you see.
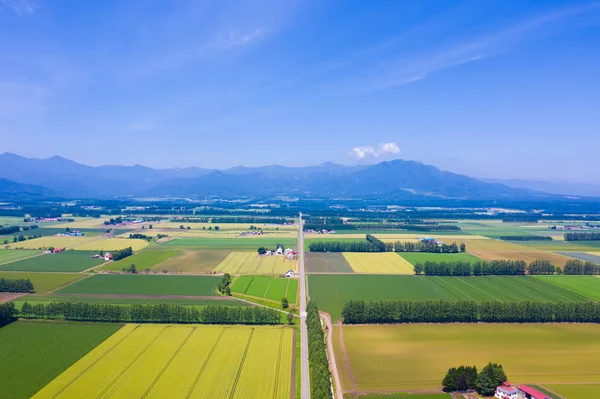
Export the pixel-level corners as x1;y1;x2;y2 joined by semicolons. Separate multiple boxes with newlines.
333;324;600;392
57;274;220;296
13;294;248;308
161;237;296;250
150;249;231;273
343;252;414;274
99;250;178;272
5;236;149;251
309;274;586;321
559;251;600;264
0;249;40;264
0;250;105;272
0;271;87;293
0;321;121;399
544;383;600;399
232;275;299;304
306;252;353;273
397;252;481;265
215;252;296;274
534;275;600;301
33;324;294;399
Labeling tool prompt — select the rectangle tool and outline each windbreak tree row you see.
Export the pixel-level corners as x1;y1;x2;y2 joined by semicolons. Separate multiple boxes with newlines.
564;259;600;274
564;232;600;241
342;299;600;324
0;278;34;292
18;302;281;324
415;259;558;275
306;301;333;399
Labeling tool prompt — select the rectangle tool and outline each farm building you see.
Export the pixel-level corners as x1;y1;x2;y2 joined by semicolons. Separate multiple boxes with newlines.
518;385;552;399
276;246;283;255
495;381;518;399
285;270;294;278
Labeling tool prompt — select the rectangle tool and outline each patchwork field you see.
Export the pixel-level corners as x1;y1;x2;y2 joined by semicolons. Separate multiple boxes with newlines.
150;250;231;273
0;271;87;293
309;275;586;321
232;275;298;304
14;294;248;308
334;324;600;392
343;252;414;274
5;236;149;251
33;324;295;399
534;275;600;301
0;249;39;264
2;227;105;238
161;237;297;250
306;252;353;273
397;252;481;265
544;383;600;399
99;250;178;272
0;250;105;272
377;234;487;241
154;222;297;231
215;252;295;274
0;321;121;399
57;274;220;296
559;251;600;264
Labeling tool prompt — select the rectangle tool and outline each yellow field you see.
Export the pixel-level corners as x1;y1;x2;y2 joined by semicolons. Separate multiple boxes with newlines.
5;236;148;251
342;252;414;274
214;252;296;274
32;324;294;399
460;239;574;267
52;218;109;229
120;229;296;239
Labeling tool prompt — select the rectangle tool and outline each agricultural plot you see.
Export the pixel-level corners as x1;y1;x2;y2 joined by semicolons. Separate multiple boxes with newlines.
5;236;148;251
558;251;600;264
0;271;87;293
397;252;481;265
1;321;121;399
534;275;600;301
51;218;108;229
57;274;220;296
377;234;488;241
461;239;575;267
0;250;105;272
544;383;600;399
334;324;600;392
155;222;297;231
33;324;294;399
309;275;586;321
2;227;105;237
99;250;178;272
232;275;298;304
0;249;39;264
510;240;600;252
215;252;295;274
161;237;297;250
343;252;414;274
150;250;230;273
13;294;248;308
306;252;353;273
353;395;451;399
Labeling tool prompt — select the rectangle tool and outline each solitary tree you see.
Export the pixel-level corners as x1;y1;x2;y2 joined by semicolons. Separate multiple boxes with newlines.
281;297;289;309
287;311;294;325
257;247;267;255
414;263;424;275
214;226;220;231
460;243;466;252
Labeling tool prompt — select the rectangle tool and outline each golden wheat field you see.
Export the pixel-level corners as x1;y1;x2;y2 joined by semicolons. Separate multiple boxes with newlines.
214;252;296;274
342;252;414;274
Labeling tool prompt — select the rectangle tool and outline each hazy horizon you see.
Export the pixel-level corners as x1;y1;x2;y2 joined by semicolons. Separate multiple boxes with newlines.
2;1;600;184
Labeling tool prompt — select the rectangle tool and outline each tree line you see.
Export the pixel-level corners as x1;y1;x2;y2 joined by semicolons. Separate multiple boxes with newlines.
18;302;281;324
564;259;600;275
415;259;558;276
565;232;600;241
112;247;133;261
0;302;17;327
0;278;34;292
341;299;600;324
499;235;552;241
443;363;507;396
171;216;292;224
309;235;465;253
307;301;333;399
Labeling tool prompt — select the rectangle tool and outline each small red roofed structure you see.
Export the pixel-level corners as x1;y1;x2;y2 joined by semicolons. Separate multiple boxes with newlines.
518;385;553;399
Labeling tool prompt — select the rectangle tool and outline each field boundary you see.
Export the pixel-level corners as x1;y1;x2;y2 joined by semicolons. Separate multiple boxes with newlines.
338;323;358;398
0;251;45;266
47;273;92;293
186;328;226;397
229;328;255;398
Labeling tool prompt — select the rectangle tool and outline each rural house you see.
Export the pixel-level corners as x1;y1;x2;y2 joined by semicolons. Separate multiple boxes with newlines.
495;381;518;399
285;270;294;278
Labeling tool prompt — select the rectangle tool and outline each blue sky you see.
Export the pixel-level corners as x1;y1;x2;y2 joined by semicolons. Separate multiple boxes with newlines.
1;0;599;183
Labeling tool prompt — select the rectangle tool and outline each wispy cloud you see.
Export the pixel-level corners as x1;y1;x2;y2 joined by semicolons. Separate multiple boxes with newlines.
0;0;36;15
212;28;268;50
349;142;401;160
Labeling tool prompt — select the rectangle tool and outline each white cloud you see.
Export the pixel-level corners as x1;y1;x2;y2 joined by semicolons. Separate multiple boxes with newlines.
214;28;268;49
0;0;36;14
348;142;401;160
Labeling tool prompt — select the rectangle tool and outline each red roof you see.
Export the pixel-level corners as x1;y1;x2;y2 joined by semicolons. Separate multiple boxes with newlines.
519;385;551;399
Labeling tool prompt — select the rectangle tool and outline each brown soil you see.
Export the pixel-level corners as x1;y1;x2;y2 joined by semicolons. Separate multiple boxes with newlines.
0;292;27;303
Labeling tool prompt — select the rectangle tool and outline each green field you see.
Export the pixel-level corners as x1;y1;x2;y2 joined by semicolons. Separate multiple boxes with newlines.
544;383;600;399
334;324;600;392
99;250;178;271
149;249;230;273
534;275;600;301
0;249;39;264
161;237;296;250
232;275;298;304
0;271;87;293
33;324;294;399
57;274;221;296
0;321;121;399
309;274;586;321
14;294;249;307
397;252;481;265
1;227;106;237
306;252;353;273
0;251;105;272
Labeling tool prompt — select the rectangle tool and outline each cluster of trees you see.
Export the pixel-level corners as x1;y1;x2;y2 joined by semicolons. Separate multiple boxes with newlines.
502;216;539;223
443;363;507;396
171;217;291;224
304;223;354;231
341;299;600;324
257;244;287;254
402;224;461;232
499;235;552;241
310;235;465;254
564;259;600;275
306;301;333;399
129;233;150;240
104;217;123;225
156;234;168;239
121;264;137;274
18;302;281;324
366;234;386;251
565;232;600;241
0;225;21;235
218;273;232;295
392;240;464;253
309;240;380;252
0;302;17;327
0;278;34;292
414;260;541;276
112;247;133;261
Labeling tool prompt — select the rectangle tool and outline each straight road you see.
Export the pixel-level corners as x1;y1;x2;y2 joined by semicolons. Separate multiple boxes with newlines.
299;213;311;399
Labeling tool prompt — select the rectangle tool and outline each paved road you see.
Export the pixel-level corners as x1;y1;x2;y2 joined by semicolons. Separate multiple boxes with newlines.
298;213;311;399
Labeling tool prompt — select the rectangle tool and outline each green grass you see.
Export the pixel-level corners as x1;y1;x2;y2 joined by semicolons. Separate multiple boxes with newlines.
265;278;288;301
0;271;87;293
99;250;178;271
397;252;481;265
245;276;271;297
161;237;296;250
287;279;298;303
0;249;39;264
0;250;105;272
231;275;254;294
0;321;121;399
533;275;600;301
544;383;600;399
529;385;562;399
1;227;106;237
13;293;249;307
310;274;586;321
57;274;221;296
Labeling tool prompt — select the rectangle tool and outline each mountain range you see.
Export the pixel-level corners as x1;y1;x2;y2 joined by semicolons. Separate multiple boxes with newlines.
0;152;580;200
